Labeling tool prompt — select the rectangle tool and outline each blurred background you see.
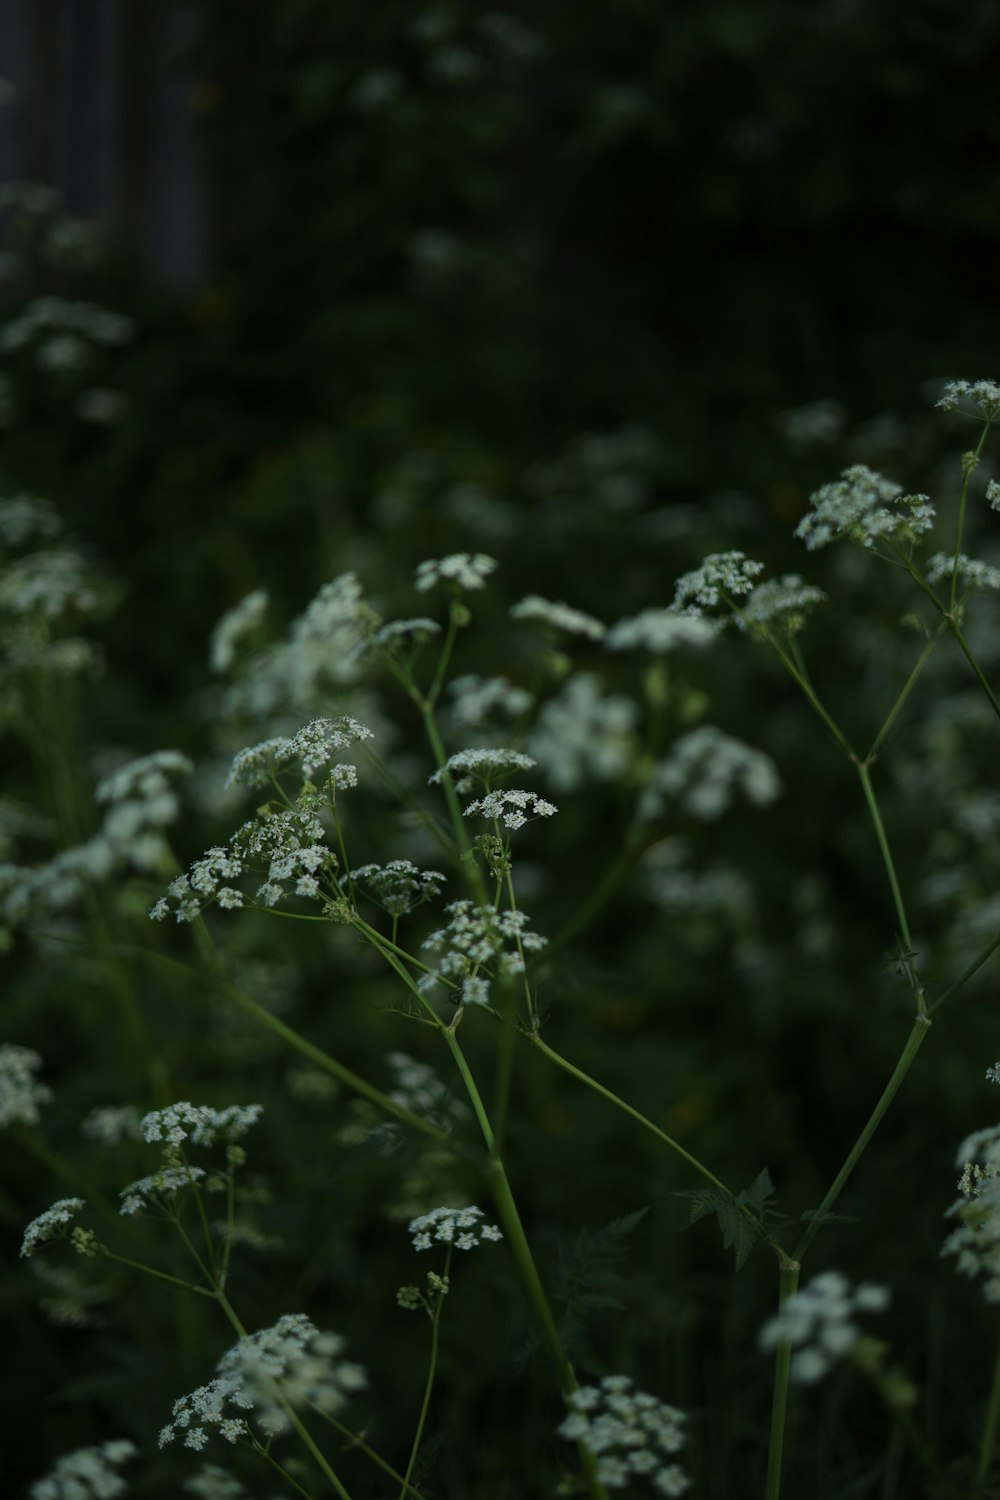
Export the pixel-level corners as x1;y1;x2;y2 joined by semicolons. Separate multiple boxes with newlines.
4;4;1000;1497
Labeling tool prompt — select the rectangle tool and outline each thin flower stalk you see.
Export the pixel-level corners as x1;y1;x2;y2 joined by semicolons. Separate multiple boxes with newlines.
399;1247;451;1500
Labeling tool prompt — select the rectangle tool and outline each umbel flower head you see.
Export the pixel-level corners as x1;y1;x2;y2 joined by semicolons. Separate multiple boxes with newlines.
795;465;934;551
942;1082;1000;1302
558;1375;690;1494
0;1043;52;1128
408;1204;503;1251
758;1270;890;1383
160;1313;367;1450
28;1439;136;1500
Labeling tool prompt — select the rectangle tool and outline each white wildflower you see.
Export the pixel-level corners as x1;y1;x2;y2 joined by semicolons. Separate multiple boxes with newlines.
414;552;497;592
422;899;547;1004
739;575;826;630
795;464;934;551
209;589;269;673
372;617;442;648
925;552;1000;593
0;1043;52;1127
605;610;719;652
463;788;557;830
348;860;446;917
28;1439;136;1500
227;715;372;789
558;1376;689;1494
408;1204;503;1251
936;380;1000;421
642;726;780;821
510;594;606;639
120;1165;207;1216
160;1314;366;1448
154;806;333;921
673;551;766;610
446;673;533;728
429;746;536;793
759;1270;890;1383
81;1104;143;1144
141;1101;263;1148
987;480;1000;512
21;1198;86;1257
0;494;61;547
527;672;639;791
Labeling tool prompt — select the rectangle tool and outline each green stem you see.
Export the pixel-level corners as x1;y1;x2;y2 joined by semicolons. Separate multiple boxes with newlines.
531;1036;794;1270
399;1252;449;1499
317;1412;429;1500
947;614;1000;724
865;623;947;764
188;917;446;1140
763;1263;800;1500
976;1326;1000;1482
548;823;646;955
772;643;857;759
855;763;925;1015
439;1029;609;1500
101;1249;214;1294
950;420;992;610
927;930;1000;1017
791;1015;931;1264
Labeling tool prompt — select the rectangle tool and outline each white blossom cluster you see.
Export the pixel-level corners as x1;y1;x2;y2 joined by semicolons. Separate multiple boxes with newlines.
0;296;133;363
218;573;369;720
150;805;333;921
2;750;192;932
738;575;826;630
510;594;606;639
119;1165;207;1216
429;746;536;793
795;465;934;551
527;672;639;791
408;1204;503;1251
28;1439;136;1500
987;480;1000;511
941;1109;1000;1302
183;1466;251;1500
641;838;750;922
925;552;1000;594
384;1051;467;1124
227;715;372;790
80;1104;143;1145
446;673;533;728
759;1271;890;1382
414;552;497;592
558;1375;690;1495
348;860;446;917
421;899;547;1005
0;1043;52;1127
209;588;269;673
159;1313;367;1449
672;551;766;610
463;788;557;830
642;726;780;821
141;1101;263;1148
372;616;441;648
936;379;1000;420
0;547;104;620
604;610;718;653
21;1198;86;1257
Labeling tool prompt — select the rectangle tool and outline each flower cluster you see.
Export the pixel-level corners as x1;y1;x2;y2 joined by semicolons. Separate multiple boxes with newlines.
414;552;497;592
141;1101;263;1148
463;788;557;830
988;479;1000;512
119;1165;207;1216
758;1270;890;1382
21;1198;87;1257
372;616;441;648
429;746;536;792
227;715;372;789
925;552;1000;594
446;673;533;728
795;465;934;551
0;295;133;357
209;588;268;673
936;379;1000;420
604;610;718;653
0;494;61;548
558;1375;690;1495
151;805;333;921
159;1314;366;1449
510;594;606;639
421;900;547;1005
28;1439;137;1500
672;551;766;610
942;1116;1000;1302
642;726;780;821
408;1204;503;1251
527;672;639;791
738;575;826;631
0;1043;52;1128
348;860;446;917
